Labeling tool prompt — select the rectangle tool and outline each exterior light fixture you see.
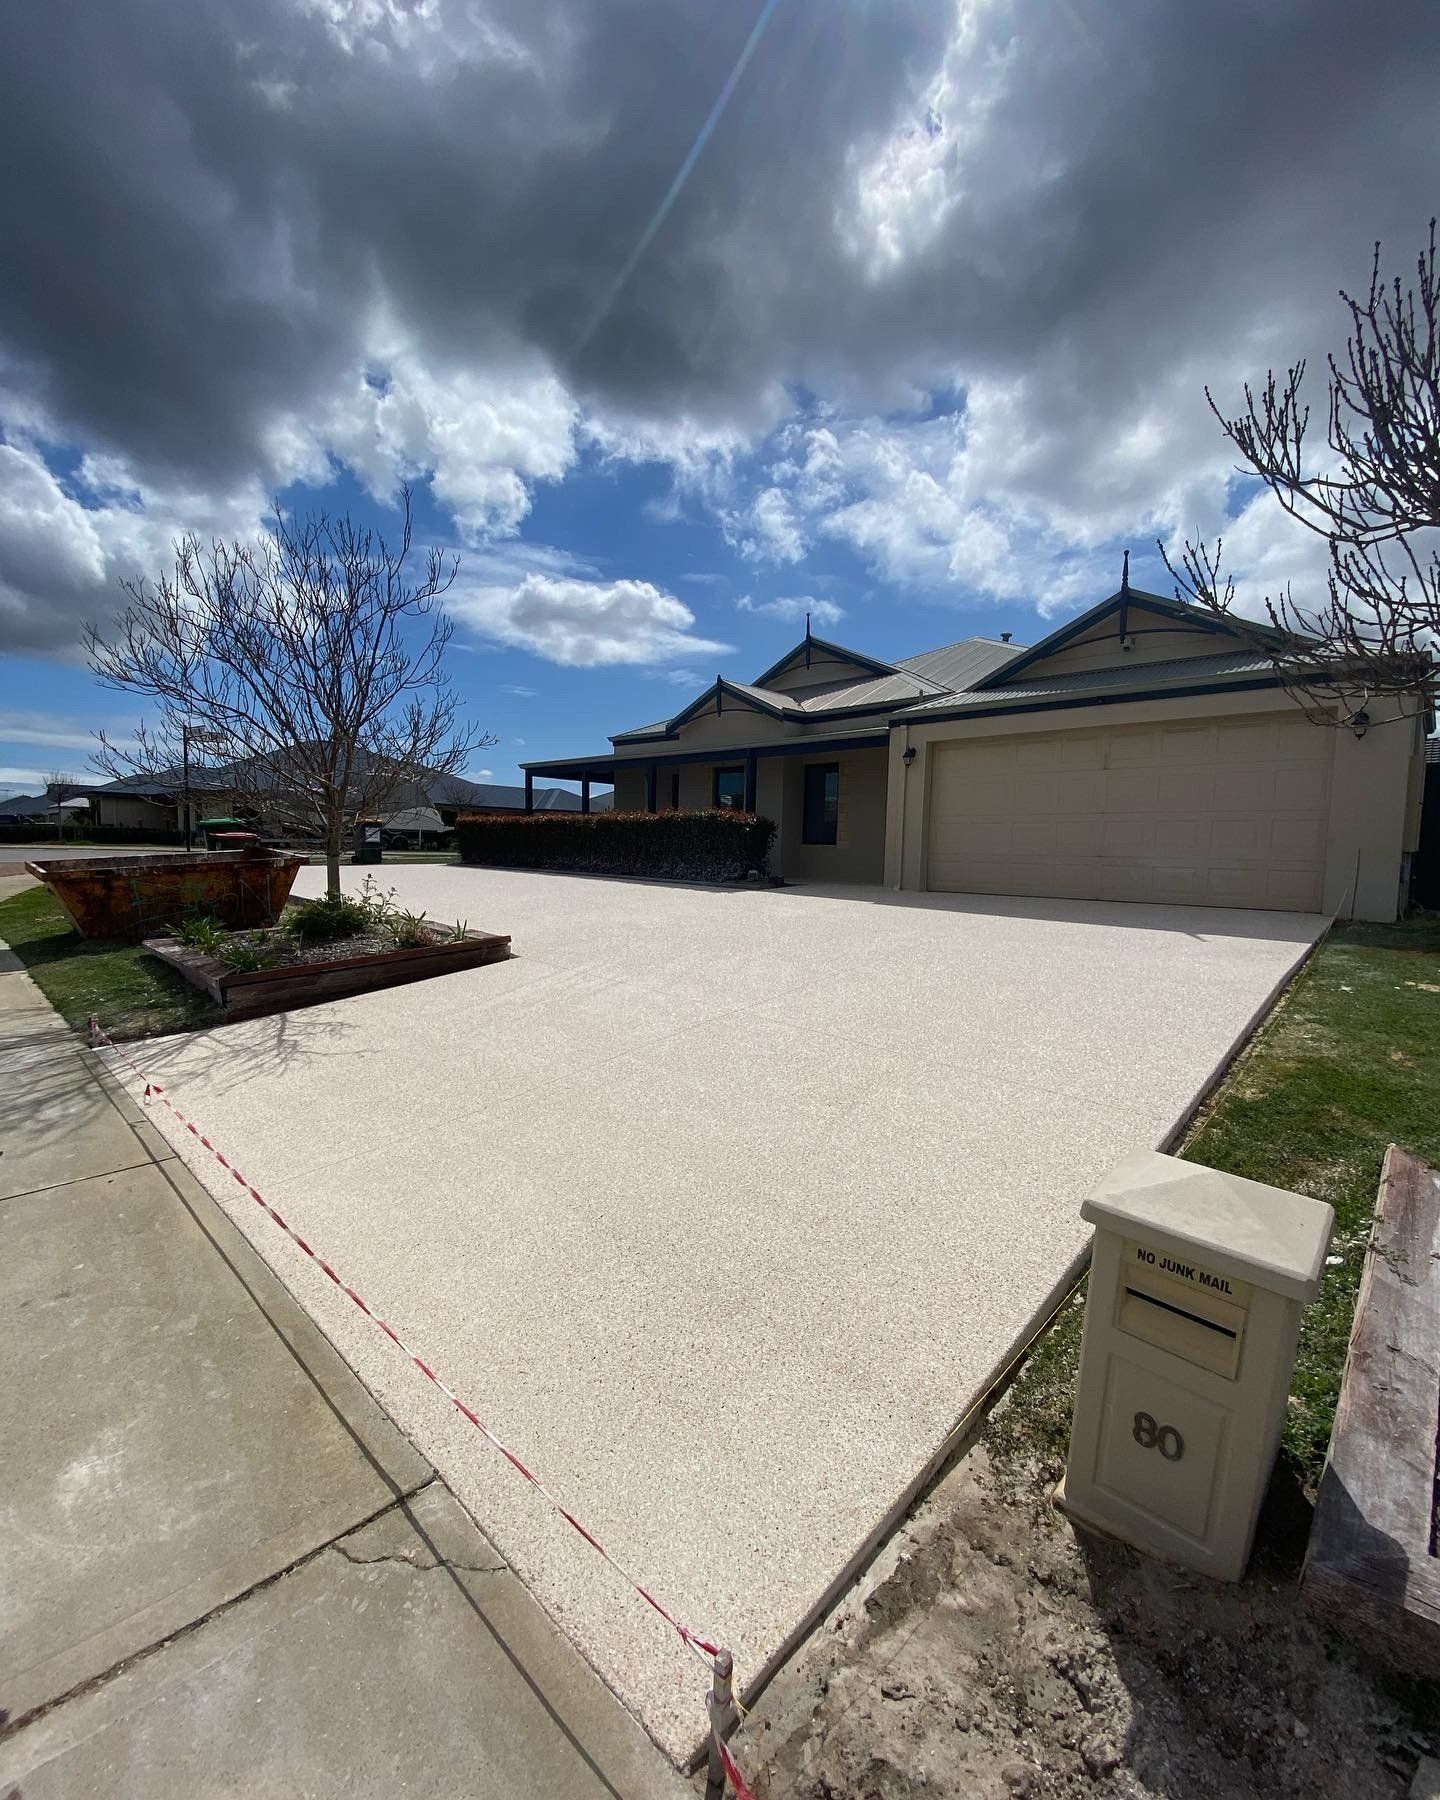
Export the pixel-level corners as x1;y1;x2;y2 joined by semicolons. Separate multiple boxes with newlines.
902;745;917;767
1350;709;1370;739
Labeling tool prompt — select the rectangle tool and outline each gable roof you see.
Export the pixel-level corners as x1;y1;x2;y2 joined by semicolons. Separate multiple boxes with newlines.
667;678;807;732
609;634;1022;745
751;633;902;689
971;586;1282;690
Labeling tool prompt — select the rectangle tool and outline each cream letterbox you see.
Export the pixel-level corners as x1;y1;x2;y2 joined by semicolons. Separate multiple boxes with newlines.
1057;1150;1333;1581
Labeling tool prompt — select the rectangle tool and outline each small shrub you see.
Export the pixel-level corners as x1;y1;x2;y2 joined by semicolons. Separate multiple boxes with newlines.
217;932;285;972
455;809;776;883
170;913;227;953
286;891;374;944
388;907;432;948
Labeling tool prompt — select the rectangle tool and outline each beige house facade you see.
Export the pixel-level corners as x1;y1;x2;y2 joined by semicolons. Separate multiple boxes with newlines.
522;585;1431;921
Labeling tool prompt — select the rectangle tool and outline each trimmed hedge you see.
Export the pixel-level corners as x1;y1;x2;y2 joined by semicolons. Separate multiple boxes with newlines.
456;808;776;881
0;824;186;846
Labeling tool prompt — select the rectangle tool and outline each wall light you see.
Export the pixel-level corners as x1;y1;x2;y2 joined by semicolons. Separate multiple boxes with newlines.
1350;709;1370;739
902;745;917;767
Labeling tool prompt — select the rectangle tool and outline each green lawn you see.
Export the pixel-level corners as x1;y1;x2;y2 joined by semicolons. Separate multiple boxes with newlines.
988;914;1440;1495
0;884;220;1040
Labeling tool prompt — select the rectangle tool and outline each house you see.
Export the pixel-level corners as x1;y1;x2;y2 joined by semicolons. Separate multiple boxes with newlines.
60;766;612;839
520;580;1432;921
0;789;91;828
425;775;612;824
0;793;54;824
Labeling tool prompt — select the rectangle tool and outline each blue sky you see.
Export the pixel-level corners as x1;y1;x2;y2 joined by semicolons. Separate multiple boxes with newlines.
0;0;1431;798
0;425;1163;798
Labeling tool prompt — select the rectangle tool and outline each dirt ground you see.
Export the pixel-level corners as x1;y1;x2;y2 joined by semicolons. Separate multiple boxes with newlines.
736;1428;1431;1800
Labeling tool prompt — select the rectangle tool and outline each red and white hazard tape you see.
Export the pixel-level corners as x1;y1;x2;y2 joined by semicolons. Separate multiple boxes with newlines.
87;1015;759;1800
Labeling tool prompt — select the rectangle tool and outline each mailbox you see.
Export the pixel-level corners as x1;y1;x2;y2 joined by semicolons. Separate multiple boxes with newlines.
1057;1149;1333;1581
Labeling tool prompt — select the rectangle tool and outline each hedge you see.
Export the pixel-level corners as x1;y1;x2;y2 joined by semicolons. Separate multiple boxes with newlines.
456;808;777;881
0;824;186;846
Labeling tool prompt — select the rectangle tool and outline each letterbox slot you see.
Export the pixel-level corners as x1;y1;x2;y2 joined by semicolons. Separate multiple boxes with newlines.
1123;1287;1239;1340
1115;1262;1248;1380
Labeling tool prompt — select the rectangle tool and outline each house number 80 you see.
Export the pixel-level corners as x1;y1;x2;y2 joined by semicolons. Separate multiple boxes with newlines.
1132;1411;1185;1462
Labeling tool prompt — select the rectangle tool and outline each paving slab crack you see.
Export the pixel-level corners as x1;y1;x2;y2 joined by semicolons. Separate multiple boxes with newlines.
0;1480;436;1746
331;1541;508;1577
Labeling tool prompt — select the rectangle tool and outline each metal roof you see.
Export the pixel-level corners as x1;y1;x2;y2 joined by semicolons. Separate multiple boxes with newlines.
787;669;947;710
0;792;48;816
608;635;1011;743
720;680;806;716
891;648;1279;717
896;638;1026;689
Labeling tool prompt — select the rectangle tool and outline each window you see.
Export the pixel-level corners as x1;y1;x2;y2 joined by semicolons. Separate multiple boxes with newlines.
713;766;746;810
669;771;681;810
802;763;839;844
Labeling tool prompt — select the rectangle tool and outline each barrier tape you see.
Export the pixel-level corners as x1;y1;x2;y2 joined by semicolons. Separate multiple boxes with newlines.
719;1737;759;1799
88;1018;759;1797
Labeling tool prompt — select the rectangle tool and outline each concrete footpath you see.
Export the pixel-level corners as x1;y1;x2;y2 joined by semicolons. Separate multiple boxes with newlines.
0;920;687;1798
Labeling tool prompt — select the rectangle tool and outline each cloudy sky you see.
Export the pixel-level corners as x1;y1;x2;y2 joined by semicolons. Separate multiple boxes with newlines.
0;0;1435;793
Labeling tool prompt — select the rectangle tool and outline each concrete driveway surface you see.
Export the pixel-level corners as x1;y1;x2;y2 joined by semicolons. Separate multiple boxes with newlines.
104;869;1324;1762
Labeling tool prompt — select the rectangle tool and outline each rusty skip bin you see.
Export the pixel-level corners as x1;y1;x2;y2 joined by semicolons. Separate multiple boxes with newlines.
26;848;308;941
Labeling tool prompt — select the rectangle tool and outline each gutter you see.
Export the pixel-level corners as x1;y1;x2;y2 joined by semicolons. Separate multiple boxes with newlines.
885;672;1287;730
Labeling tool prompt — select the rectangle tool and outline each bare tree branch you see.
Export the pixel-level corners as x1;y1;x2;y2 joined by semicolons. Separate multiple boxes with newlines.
1161;223;1439;726
84;486;492;894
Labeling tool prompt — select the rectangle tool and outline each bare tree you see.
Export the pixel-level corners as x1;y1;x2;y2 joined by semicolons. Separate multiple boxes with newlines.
43;769;78;837
1162;224;1439;727
85;487;490;894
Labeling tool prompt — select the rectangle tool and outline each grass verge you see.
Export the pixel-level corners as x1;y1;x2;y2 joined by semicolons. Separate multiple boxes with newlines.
988;914;1440;1496
0;884;220;1040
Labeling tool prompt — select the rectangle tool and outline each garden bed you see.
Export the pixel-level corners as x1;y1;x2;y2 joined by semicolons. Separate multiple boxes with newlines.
145;921;510;1018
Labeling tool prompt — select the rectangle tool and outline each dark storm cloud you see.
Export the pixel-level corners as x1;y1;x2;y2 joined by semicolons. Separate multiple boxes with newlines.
0;0;1436;652
0;0;941;485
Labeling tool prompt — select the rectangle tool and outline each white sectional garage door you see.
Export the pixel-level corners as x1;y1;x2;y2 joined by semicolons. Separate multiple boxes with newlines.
926;713;1331;910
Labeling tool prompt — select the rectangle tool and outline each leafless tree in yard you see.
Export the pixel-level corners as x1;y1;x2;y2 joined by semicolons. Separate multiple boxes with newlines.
1162;224;1439;727
43;769;78;836
85;487;489;894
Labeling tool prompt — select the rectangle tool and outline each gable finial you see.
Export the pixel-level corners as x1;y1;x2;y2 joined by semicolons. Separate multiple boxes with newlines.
1121;548;1130;594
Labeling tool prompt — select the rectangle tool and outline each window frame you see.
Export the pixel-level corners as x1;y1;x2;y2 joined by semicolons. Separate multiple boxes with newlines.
712;765;746;811
801;762;840;845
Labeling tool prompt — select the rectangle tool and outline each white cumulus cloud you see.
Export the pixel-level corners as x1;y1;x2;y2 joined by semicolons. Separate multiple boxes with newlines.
736;595;845;628
452;574;732;668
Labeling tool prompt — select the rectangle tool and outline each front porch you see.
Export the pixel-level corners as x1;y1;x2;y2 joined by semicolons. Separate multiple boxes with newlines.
522;735;892;884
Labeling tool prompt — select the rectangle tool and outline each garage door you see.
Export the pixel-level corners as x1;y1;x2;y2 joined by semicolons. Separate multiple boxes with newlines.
926;714;1331;910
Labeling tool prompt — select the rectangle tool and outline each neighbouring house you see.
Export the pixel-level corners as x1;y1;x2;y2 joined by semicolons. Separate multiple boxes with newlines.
57;766;612;840
0;789;91;829
425;774;612;825
521;581;1432;921
0;793;54;825
73;775;208;834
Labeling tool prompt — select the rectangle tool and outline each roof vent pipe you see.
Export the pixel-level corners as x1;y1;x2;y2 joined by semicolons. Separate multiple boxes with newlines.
1000;631;1012;643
